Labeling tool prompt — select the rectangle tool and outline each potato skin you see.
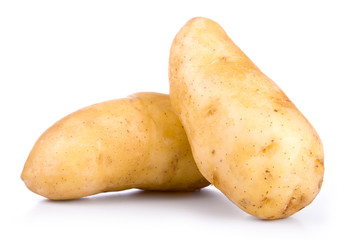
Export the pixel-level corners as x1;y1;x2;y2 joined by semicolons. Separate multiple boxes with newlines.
169;17;324;219
21;92;209;200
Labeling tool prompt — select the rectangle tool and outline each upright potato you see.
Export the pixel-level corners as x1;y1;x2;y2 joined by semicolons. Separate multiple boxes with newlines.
169;17;324;219
21;92;209;200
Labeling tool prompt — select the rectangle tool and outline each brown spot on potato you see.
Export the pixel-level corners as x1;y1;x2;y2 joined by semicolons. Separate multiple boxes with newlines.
300;195;306;203
207;107;217;116
258;197;270;208
212;171;219;186
239;198;252;209
318;178;323;190
282;188;307;216
282;198;294;215
273;97;293;107
315;158;324;165
211;149;215;155
263;169;273;180
314;159;324;174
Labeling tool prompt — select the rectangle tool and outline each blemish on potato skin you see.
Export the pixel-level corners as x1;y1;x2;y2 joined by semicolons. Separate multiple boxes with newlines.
258;197;270;209
281;187;307;216
207;108;216;116
262;142;276;153
318;178;323;189
262;169;273;181
315;158;324;165
239;198;251;209
314;159;324;177
212;171;220;186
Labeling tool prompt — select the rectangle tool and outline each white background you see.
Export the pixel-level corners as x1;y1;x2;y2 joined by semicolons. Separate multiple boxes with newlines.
1;0;347;239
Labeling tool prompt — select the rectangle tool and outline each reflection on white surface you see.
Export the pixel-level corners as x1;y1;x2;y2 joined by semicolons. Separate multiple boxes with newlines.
19;186;331;240
26;187;245;221
25;186;327;220
25;187;311;222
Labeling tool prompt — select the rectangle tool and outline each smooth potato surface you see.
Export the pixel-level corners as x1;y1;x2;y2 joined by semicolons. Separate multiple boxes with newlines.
169;17;324;219
21;92;209;200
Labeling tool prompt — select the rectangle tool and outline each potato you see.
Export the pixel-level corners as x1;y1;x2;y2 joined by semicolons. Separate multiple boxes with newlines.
169;17;324;219
21;92;209;200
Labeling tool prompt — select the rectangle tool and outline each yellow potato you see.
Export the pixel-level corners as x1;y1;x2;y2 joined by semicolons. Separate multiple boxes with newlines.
21;92;209;200
169;17;324;219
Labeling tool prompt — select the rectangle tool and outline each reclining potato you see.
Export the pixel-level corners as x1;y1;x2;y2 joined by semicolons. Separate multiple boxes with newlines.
169;17;324;219
21;92;209;200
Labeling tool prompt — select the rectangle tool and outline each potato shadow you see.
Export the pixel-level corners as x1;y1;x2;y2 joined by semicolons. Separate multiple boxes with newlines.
26;187;304;227
26;187;246;221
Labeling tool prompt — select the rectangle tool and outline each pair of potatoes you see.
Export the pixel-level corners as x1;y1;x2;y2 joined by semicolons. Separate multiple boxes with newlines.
22;17;324;220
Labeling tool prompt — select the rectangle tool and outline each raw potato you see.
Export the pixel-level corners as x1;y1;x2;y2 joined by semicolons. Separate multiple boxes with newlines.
169;17;324;219
21;92;209;200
